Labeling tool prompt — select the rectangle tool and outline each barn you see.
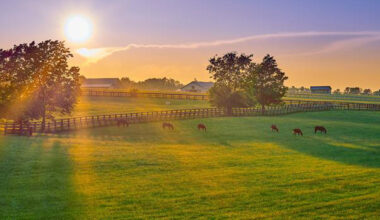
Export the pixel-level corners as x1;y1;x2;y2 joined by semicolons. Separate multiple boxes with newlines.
310;86;332;94
180;81;214;93
81;78;121;89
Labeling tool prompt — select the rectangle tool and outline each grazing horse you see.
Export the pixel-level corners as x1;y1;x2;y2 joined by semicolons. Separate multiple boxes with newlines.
315;126;327;134
116;119;129;127
162;122;174;130
198;123;206;131
293;128;303;136
271;124;279;132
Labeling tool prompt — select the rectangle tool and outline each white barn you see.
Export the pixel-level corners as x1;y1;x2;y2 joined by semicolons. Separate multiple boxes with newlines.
180;81;214;93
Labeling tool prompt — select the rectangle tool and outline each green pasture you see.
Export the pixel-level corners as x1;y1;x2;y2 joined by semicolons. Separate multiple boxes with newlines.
0;111;379;219
68;96;211;117
285;94;380;104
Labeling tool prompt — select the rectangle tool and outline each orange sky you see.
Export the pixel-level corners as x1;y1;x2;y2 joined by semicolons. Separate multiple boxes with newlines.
71;33;380;90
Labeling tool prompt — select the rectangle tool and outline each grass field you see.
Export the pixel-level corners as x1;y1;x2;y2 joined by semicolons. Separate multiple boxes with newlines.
0;110;379;219
68;96;211;117
285;94;380;104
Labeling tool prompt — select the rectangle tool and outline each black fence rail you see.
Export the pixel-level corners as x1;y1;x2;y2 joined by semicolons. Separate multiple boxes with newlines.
83;90;208;100
1;101;379;136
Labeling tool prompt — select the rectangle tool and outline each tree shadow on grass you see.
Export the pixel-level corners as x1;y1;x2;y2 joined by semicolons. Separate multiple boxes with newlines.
279;136;380;168
0;137;81;219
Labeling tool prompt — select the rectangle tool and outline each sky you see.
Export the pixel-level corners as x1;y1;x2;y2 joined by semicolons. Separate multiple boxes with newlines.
1;0;380;90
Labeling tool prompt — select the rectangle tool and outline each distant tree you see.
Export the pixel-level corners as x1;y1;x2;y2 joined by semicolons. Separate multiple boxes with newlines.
363;89;372;95
138;77;183;91
350;87;362;95
344;87;362;95
207;52;254;114
120;77;183;91
0;40;81;130
245;55;288;112
120;77;136;89
373;89;380;96
344;87;350;94
333;89;341;95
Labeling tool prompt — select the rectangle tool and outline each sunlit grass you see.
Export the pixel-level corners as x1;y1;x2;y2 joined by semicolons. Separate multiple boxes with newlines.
66;96;211;117
0;111;379;218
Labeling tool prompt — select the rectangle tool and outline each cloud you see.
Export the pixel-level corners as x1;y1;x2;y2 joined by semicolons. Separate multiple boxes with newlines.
76;31;380;64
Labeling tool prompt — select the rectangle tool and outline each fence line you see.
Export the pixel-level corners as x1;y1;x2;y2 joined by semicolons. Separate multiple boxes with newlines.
1;101;380;135
83;90;208;100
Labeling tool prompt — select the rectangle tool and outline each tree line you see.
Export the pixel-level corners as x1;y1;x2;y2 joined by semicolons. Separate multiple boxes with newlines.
119;77;183;91
288;86;380;95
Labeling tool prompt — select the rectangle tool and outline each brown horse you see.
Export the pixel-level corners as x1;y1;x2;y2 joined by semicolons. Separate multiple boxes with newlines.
293;128;303;136
117;119;129;127
315;126;327;134
162;122;174;130
271;124;279;132
198;123;206;131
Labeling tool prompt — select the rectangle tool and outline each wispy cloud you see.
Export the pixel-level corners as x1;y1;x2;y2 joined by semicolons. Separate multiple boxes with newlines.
76;31;380;63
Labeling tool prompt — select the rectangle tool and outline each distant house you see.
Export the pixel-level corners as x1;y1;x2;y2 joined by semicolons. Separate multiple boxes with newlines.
81;78;121;89
310;86;332;94
180;81;214;93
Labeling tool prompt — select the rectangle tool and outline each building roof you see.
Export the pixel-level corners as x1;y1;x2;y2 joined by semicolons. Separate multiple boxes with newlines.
181;81;214;90
310;86;332;90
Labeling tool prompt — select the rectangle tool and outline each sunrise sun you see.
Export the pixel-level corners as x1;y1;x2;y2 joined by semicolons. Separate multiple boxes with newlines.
64;15;93;43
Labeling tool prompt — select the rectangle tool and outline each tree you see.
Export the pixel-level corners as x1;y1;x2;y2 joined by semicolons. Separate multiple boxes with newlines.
0;40;81;130
333;89;341;95
207;52;253;91
207;52;254;114
344;87;350;94
363;89;372;95
246;55;288;112
208;83;252;115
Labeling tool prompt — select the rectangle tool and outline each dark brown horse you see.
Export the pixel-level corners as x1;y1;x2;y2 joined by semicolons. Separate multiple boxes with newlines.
198;123;206;131
271;124;279;132
117;119;129;127
162;122;174;130
293;128;303;136
315;126;327;134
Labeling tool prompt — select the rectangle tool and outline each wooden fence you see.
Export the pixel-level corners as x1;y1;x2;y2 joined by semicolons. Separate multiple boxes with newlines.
0;101;380;135
83;90;208;100
1;101;379;135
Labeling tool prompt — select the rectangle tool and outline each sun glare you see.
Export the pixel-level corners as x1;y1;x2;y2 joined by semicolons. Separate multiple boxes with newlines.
64;15;93;43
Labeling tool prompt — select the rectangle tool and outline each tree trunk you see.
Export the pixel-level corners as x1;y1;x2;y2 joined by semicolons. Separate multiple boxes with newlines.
41;106;46;132
41;89;46;132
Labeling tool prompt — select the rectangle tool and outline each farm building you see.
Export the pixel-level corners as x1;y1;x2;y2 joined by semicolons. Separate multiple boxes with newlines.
180;81;214;93
82;78;121;89
310;86;332;94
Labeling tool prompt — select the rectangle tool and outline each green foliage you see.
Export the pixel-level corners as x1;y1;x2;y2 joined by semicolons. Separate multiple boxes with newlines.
207;52;288;111
245;55;288;109
0;40;80;125
120;77;183;91
207;52;252;90
208;83;252;114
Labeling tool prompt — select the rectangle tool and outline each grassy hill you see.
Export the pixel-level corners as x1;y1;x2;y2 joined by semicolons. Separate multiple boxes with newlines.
0;111;379;219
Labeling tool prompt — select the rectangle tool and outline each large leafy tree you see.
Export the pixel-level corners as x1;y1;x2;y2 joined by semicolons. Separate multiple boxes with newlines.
207;52;254;114
245;55;288;112
0;40;81;130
